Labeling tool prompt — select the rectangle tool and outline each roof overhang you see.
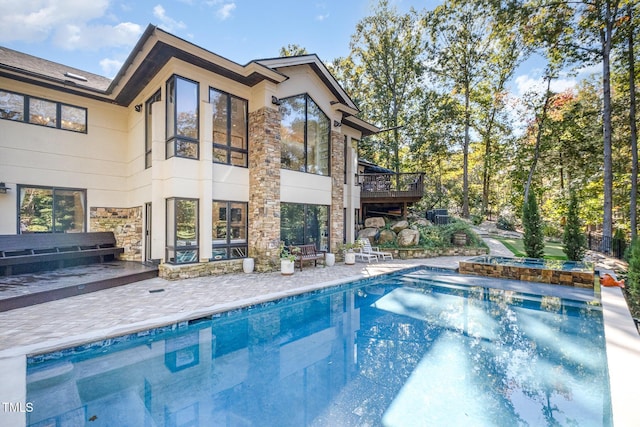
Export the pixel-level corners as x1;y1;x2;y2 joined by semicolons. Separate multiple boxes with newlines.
256;55;359;112
0;25;288;107
342;115;381;137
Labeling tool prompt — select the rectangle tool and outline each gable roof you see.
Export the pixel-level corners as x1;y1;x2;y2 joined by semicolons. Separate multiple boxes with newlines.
0;25;287;105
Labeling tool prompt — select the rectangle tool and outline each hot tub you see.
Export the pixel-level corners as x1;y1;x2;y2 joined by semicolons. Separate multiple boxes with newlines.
459;255;596;288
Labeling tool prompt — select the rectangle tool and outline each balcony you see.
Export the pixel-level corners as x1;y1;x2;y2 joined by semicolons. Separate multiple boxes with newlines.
359;173;425;202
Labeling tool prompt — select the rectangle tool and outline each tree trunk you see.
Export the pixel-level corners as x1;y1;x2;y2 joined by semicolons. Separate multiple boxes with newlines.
629;4;638;241
601;3;614;242
462;77;471;218
524;76;553;202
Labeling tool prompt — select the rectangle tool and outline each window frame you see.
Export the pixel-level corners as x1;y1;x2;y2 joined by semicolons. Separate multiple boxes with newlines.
280;93;331;176
211;200;248;260
166;75;200;160
0;89;87;133
166;197;199;264
280;202;330;252
17;185;87;234
210;87;248;168
145;89;162;169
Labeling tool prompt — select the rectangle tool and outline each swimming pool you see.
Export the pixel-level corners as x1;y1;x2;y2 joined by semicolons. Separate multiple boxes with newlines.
25;269;611;426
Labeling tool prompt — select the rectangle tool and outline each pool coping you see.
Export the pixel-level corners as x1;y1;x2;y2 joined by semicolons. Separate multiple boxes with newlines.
1;264;639;427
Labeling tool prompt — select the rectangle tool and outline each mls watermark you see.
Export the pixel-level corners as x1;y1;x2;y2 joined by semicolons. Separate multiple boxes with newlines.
2;402;34;413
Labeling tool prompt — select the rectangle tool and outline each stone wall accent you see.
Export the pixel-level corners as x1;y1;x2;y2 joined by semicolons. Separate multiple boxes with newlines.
458;260;595;288
391;247;488;259
159;259;244;280
330;130;345;254
248;106;281;272
90;206;142;261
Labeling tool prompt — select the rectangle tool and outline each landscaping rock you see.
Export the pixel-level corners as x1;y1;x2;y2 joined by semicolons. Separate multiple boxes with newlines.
414;218;430;227
364;217;386;228
358;228;379;241
398;229;420;247
378;229;397;245
391;220;409;233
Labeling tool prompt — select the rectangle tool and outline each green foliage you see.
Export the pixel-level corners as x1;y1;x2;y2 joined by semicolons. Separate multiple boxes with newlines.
522;191;545;258
415;219;486;249
627;239;640;299
496;215;516;231
562;192;586;261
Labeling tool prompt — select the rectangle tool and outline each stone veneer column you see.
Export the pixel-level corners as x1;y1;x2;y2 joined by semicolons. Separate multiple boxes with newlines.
330;130;345;255
248;106;281;272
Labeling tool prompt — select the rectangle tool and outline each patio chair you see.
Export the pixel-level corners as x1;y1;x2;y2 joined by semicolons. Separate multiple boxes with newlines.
358;239;393;261
353;247;378;263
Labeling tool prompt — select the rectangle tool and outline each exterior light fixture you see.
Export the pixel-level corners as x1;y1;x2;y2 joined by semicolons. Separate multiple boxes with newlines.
0;182;10;194
134;104;143;112
333;120;342;128
271;96;281;106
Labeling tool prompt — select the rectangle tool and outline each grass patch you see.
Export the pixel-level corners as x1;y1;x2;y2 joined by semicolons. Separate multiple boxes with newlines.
495;236;567;260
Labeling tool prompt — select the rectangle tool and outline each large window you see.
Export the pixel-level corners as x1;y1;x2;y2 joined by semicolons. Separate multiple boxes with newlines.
210;88;248;167
166;76;199;159
280;94;330;175
18;186;86;233
280;203;329;251
145;90;161;169
166;198;199;264
0;89;87;133
212;201;248;259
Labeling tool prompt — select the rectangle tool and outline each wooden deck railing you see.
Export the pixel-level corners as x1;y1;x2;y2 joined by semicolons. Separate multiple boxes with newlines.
358;173;425;199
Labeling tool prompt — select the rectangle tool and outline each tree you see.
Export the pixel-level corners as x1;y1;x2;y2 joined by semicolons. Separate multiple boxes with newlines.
426;0;521;218
279;44;308;57
627;238;640;298
523;191;545;258
563;191;587;261
349;0;424;174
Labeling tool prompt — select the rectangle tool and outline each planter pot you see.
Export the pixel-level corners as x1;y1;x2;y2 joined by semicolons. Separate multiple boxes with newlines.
242;257;254;273
344;252;356;265
325;253;335;267
281;259;295;275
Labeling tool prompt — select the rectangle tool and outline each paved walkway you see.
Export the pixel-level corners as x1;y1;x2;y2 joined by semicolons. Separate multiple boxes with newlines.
0;256;469;357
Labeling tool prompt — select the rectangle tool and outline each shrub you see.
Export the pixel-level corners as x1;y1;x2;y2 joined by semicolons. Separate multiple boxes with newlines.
627;239;640;299
562;192;586;261
522;191;545;258
497;215;516;231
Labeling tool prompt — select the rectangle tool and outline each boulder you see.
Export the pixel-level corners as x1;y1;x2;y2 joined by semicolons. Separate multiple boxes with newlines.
390;220;409;233
358;228;379;241
364;217;386;228
378;229;397;245
414;218;430;227
397;228;420;247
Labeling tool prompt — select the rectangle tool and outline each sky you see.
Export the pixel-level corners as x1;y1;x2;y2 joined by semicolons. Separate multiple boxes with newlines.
0;0;597;98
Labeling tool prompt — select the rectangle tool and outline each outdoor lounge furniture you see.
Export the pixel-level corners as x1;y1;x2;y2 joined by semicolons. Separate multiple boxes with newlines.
290;244;325;271
0;232;124;276
358;238;393;261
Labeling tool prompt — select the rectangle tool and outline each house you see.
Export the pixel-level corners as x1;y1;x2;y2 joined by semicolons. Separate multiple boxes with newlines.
0;25;379;278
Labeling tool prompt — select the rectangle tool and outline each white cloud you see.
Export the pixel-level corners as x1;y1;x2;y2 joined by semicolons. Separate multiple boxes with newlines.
0;0;142;53
99;57;123;77
514;74;579;97
153;4;186;32
0;0;110;43
217;3;236;20
54;22;143;50
316;13;330;21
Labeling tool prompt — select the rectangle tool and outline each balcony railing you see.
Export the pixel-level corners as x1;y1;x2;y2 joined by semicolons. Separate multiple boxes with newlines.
358;173;425;200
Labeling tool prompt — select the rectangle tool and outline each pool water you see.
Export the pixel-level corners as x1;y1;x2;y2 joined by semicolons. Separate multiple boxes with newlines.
26;269;611;426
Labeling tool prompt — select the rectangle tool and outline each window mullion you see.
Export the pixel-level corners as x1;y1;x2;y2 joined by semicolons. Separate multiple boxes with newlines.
304;95;308;173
